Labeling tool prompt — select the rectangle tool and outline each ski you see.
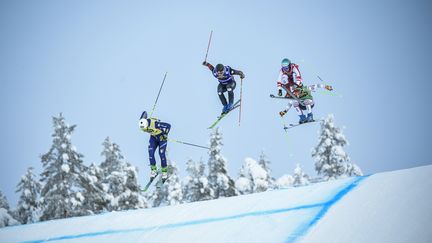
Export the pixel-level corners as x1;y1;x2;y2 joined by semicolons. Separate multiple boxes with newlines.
208;99;241;129
283;120;319;130
141;172;159;192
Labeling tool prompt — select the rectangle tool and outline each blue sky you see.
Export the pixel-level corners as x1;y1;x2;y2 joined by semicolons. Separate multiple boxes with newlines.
1;0;431;204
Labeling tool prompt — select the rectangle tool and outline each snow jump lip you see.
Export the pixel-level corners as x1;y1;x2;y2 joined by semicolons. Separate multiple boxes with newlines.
10;176;368;243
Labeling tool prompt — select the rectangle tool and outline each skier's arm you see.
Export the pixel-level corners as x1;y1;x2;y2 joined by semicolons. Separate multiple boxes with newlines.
292;65;303;86
156;121;171;135
307;84;333;92
279;101;294;117
230;68;245;79
202;61;214;71
276;71;284;96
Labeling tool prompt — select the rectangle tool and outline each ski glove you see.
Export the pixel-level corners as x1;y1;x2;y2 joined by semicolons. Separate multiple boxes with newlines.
279;110;287;117
160;134;168;141
202;61;209;66
325;85;333;91
239;71;245;79
278;89;283;96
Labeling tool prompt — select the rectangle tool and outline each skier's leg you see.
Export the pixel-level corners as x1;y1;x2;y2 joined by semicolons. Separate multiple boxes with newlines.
293;101;306;123
148;136;158;178
158;139;168;180
158;139;168;168
217;83;228;106
304;99;315;122
148;136;157;166
227;81;237;105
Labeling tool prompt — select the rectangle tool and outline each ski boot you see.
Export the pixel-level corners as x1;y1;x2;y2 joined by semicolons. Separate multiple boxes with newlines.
150;165;158;179
298;114;307;124
226;102;233;112
161;167;169;183
306;113;315;123
221;104;229;115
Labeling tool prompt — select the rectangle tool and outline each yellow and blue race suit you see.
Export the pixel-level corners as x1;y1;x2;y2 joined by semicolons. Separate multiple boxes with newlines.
141;118;171;167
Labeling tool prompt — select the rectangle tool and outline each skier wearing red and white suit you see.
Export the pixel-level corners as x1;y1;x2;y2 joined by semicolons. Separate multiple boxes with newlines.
276;58;303;97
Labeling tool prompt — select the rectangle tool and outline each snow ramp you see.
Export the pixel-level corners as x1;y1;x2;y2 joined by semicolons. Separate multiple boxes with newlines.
1;165;431;243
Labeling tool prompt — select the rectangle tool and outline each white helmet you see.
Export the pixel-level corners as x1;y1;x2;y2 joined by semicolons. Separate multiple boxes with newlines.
139;118;148;129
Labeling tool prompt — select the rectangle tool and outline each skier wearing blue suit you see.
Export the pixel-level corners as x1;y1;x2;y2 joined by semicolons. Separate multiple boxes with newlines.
202;61;245;114
139;111;171;180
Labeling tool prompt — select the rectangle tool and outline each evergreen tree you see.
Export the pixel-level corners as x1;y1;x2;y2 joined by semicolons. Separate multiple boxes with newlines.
207;128;237;199
39;114;87;221
292;164;310;187
0;190;19;227
183;158;213;203
312;114;363;180
165;161;183;206
151;158;183;207
235;158;269;195
15;167;42;224
100;137;147;211
275;174;295;188
258;151;276;188
80;163;109;214
0;190;10;211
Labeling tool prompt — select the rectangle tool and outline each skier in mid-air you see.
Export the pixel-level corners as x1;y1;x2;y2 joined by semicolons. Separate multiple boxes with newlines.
139;111;171;182
279;83;333;124
276;58;303;97
202;61;245;114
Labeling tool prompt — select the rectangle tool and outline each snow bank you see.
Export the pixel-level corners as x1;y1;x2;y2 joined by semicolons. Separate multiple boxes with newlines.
0;165;431;243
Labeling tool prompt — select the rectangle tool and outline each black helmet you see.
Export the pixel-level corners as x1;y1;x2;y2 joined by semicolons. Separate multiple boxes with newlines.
216;64;224;72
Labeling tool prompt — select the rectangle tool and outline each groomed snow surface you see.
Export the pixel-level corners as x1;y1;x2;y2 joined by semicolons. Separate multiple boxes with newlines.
1;165;431;243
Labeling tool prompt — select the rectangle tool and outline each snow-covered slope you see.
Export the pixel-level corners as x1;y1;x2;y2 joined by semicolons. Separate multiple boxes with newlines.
1;165;431;243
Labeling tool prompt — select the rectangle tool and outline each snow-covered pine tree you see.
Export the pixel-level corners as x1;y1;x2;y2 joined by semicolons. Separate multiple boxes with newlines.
39;114;87;221
258;151;276;188
0;190;10;212
312;114;363;180
235;158;269;195
99;137;147;211
80;163;109;215
207;128;237;199
183;158;213;203
151;158;183;207
0;190;19;228
15;167;42;224
165;161;183;206
275;175;294;188
292;164;310;187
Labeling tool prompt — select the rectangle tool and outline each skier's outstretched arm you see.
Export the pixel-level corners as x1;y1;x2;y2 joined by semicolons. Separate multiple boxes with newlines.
279;101;294;117
307;84;333;92
202;61;214;71
231;68;245;79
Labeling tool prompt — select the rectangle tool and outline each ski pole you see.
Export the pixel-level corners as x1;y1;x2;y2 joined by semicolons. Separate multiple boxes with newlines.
168;138;210;150
238;78;244;126
204;30;213;63
149;72;168;118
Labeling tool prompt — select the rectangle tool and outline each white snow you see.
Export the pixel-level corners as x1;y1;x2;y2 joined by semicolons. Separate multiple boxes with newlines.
276;174;294;187
0;165;431;243
61;164;70;173
62;153;69;161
